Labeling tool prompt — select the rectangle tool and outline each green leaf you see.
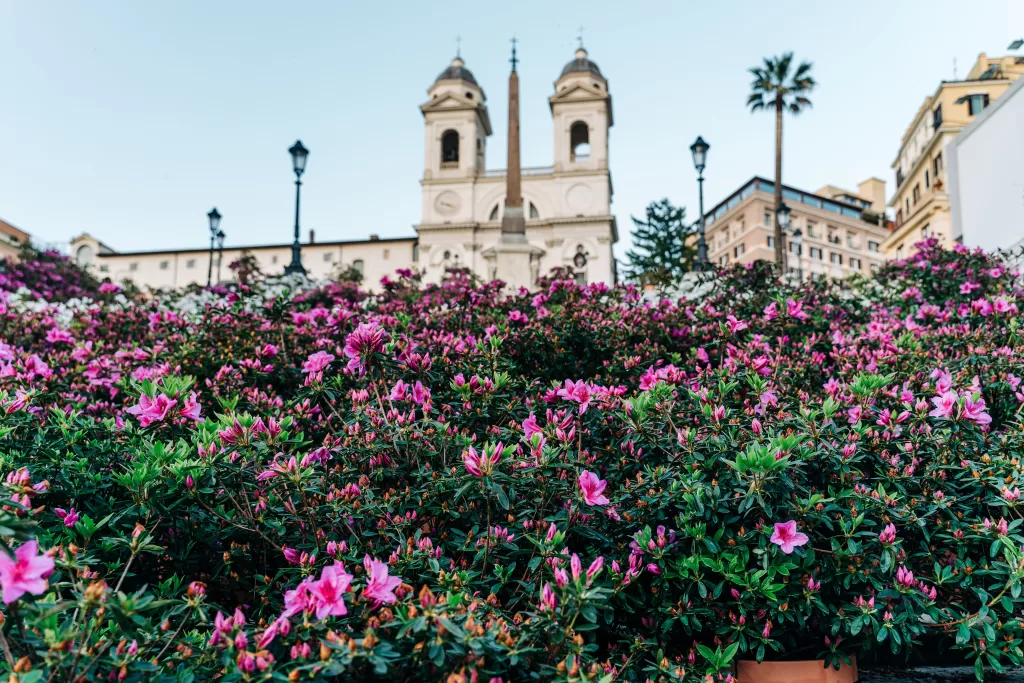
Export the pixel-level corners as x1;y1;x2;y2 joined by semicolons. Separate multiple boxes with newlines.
957;623;971;645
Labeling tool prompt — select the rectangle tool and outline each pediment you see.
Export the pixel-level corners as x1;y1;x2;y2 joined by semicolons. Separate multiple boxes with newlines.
421;92;479;113
549;83;608;104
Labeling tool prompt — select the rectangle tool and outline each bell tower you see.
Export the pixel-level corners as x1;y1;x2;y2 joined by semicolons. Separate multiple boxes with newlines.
549;44;612;172
420;55;491;180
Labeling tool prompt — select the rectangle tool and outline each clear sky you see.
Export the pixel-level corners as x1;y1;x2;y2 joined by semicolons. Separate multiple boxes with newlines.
1;1;1022;260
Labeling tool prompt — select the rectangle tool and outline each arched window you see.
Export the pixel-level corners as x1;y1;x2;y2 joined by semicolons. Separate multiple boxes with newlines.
529;202;540;219
488;204;499;221
75;244;94;267
441;130;459;168
570;121;590;162
352;259;365;276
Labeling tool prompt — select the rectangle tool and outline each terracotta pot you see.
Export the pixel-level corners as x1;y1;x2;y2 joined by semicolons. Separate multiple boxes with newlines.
735;658;858;683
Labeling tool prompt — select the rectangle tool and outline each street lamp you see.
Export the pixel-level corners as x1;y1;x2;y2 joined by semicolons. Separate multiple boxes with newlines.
690;136;710;268
776;202;792;279
285;140;309;276
790;227;803;282
215;229;226;284
1009;39;1023;50
206;207;221;287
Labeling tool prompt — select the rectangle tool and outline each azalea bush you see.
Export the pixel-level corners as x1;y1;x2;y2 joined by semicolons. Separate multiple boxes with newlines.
0;239;1021;681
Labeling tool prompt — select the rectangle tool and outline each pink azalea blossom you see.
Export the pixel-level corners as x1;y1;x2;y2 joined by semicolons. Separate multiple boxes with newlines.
308;562;354;619
125;393;177;428
178;391;204;422
344;322;386;375
0;540;55;604
522;413;542;439
557;379;592;414
362;555;401;605
963;395;992;425
878;523;897;544
302;351;335;374
578;470;610;506
770;520;809;554
928;391;958;419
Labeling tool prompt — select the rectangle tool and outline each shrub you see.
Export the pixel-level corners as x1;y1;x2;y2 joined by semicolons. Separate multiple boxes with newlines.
0;240;1021;681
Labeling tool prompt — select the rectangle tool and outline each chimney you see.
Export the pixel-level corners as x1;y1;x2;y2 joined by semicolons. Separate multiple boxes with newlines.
369;234;380;241
308;229;315;244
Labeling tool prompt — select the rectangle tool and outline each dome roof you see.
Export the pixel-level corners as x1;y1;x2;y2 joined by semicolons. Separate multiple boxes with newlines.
435;56;478;86
560;47;603;79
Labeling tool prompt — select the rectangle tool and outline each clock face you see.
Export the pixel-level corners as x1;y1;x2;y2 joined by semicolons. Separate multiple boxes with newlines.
435;191;461;216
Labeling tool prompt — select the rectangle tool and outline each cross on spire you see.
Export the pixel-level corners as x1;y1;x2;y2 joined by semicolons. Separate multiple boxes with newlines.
455;35;461;58
510;36;518;71
577;26;584;49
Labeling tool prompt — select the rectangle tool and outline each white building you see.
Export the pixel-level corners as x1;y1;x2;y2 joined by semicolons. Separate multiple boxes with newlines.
70;46;618;290
948;74;1024;255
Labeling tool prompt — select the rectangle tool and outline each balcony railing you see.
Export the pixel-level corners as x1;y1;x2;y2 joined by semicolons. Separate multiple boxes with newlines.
479;166;554;178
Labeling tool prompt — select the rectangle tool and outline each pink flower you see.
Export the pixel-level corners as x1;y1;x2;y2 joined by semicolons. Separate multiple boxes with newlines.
557;379;592;414
770;521;809;554
928;391;958;419
0;540;55;604
786;298;809;320
896;565;915;588
362;555;401;605
178;391;204;422
302;351;335;374
964;395;992;425
125;393;177;427
878;523;897;545
308;562;354;619
522;413;542;439
726;314;748;334
539;582;557;612
344;322;386;375
54;507;80;527
578;470;610;506
462;444;502;477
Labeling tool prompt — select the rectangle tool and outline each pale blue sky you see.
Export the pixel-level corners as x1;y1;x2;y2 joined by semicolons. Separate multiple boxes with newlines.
1;1;1022;259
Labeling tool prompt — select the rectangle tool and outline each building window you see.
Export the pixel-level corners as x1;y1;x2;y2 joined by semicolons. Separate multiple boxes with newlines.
810;246;823;259
868;240;879;252
75;244;95;267
850;257;862;270
158;260;169;270
574;271;586;286
441;129;459;168
925;169;930;189
895;210;903;226
719;254;729;265
846;233;855;248
383;249;390;259
352;259;365;276
828;230;840;245
896;168;904;187
806;221;817;238
99;265;109;273
570;121;590;162
129;262;138;272
934;153;943;176
966;94;990;116
529;202;540;219
870;263;880;273
766;235;775;248
905;198;910;215
896;245;905;260
271;255;278;264
763;211;772;226
733;244;745;258
323;252;334;263
830;252;842;265
489;204;499;221
412;243;419;262
932;104;942;129
186;258;196;268
912;184;921;204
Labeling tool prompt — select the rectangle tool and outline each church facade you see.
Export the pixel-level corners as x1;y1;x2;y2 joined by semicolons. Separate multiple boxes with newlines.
69;46;618;290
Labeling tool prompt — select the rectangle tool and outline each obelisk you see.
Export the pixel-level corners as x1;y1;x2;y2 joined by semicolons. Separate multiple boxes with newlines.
487;37;541;289
500;38;526;242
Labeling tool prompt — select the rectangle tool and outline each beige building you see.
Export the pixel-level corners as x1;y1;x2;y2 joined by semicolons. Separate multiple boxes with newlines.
71;46;617;291
0;218;30;260
69;232;416;290
885;53;1024;259
703;177;890;279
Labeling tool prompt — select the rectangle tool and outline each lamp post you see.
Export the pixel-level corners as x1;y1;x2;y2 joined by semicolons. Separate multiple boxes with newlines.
215;229;226;284
206;207;221;287
790;227;803;282
776;202;792;278
690;136;710;268
285;140;309;276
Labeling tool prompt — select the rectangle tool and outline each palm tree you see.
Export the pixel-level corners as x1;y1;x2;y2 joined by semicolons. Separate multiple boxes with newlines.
747;53;815;267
